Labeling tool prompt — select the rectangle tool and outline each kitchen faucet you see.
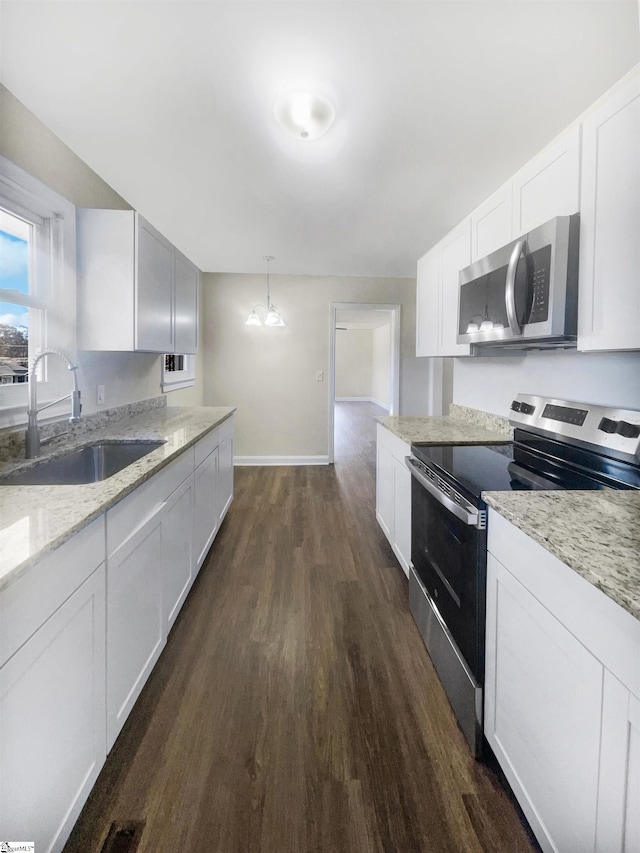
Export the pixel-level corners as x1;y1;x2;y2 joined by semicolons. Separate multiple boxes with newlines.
25;348;82;458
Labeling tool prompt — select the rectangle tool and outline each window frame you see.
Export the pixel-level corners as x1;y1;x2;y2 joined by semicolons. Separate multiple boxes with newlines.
0;156;76;427
161;352;195;392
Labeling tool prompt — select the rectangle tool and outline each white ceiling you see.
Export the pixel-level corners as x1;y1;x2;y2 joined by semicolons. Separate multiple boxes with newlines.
1;1;638;278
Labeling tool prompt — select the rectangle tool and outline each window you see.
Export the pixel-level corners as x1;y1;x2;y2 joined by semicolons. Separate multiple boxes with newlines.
0;209;31;385
162;353;195;392
0;155;76;425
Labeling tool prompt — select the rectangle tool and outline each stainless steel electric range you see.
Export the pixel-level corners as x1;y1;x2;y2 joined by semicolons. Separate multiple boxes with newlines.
406;394;640;757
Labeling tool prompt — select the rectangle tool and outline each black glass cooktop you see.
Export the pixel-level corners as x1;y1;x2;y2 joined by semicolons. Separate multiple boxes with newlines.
411;436;640;502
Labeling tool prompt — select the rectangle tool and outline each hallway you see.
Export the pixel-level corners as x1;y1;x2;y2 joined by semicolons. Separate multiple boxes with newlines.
64;403;537;853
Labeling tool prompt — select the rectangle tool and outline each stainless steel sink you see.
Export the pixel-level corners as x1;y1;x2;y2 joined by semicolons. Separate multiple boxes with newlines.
0;440;166;485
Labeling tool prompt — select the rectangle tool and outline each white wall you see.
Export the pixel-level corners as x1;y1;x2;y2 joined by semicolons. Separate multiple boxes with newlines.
335;330;373;398
202;273;431;458
371;324;391;408
453;350;640;416
0;84;205;416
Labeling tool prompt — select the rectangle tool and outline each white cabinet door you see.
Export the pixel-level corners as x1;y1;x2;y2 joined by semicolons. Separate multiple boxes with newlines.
375;440;394;542
217;432;234;527
578;73;640;352
471;181;512;260
163;475;194;634
376;425;411;577
512;125;581;235
392;454;411;578
106;503;165;750
0;565;106;853
485;552;604;853
174;249;198;355
439;218;471;357
596;671;640;852
416;246;440;357
194;447;219;571
136;215;174;353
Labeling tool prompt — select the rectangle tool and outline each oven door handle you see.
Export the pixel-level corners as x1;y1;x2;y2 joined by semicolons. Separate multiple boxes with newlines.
405;457;483;528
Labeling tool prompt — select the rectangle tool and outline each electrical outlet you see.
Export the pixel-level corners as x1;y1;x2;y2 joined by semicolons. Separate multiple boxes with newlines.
316;371;324;382
97;384;106;405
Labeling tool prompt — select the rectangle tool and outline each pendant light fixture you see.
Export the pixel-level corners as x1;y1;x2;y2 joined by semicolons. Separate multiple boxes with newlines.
245;256;285;327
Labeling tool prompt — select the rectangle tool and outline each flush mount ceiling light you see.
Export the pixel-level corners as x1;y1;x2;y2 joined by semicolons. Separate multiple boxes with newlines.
245;255;286;327
274;92;335;141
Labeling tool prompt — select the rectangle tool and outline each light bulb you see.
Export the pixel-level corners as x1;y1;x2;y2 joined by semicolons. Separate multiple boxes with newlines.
480;319;494;331
245;311;261;326
493;321;504;330
466;322;479;333
265;306;285;327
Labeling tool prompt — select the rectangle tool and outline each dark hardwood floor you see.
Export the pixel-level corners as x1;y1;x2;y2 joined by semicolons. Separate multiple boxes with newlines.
64;402;538;853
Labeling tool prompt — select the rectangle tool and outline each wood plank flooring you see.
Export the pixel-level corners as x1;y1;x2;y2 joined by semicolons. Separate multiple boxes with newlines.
64;402;539;853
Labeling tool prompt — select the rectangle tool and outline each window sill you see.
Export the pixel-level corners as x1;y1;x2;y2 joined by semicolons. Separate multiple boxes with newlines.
162;378;195;392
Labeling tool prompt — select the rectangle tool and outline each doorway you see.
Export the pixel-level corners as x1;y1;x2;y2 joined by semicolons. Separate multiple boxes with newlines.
329;303;401;464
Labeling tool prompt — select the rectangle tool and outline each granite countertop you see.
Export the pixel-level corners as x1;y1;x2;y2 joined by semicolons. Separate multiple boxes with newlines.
377;403;514;445
375;413;512;446
484;490;640;621
0;404;235;591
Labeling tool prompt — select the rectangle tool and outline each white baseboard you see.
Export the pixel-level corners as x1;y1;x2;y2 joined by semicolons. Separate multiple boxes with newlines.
371;398;390;411
335;397;390;411
234;455;330;466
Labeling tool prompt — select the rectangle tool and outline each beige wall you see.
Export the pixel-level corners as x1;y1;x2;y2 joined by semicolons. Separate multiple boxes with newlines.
202;272;430;458
371;324;391;408
335;330;373;398
0;84;204;416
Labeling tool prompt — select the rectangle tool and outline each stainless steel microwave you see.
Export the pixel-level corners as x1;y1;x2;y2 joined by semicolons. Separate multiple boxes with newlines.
457;214;580;350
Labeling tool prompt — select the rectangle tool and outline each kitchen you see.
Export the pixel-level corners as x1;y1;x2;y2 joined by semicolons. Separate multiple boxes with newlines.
0;2;639;852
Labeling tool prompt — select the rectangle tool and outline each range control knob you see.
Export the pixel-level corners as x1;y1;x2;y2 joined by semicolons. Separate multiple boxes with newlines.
510;400;521;412
520;403;536;416
598;417;618;434
616;421;640;439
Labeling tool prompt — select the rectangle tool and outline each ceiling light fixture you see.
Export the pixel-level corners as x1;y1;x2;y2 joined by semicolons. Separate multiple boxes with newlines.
274;92;335;141
245;255;285;327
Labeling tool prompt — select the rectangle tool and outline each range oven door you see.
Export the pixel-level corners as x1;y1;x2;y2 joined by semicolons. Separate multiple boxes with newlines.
408;458;486;682
406;455;487;756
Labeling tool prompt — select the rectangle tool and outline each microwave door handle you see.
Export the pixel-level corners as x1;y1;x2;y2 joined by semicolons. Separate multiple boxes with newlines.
505;238;526;336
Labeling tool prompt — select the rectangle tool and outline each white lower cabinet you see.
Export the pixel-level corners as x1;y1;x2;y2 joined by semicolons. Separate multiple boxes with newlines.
106;499;165;750
0;564;106;853
217;416;234;527
163;474;195;634
376;424;411;577
0;415;234;851
486;510;640;853
597;672;640;853
194;445;219;570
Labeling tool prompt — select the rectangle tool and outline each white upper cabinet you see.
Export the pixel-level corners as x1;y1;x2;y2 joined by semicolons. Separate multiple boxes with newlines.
416;219;471;358
78;210;199;354
470;181;512;261
174;249;199;355
136;216;174;352
512;124;581;236
578;72;640;352
416;245;440;357
439;218;471;357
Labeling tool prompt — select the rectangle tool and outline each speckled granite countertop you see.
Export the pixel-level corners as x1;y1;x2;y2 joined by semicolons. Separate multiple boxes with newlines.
484;490;640;621
375;404;513;446
0;404;235;590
